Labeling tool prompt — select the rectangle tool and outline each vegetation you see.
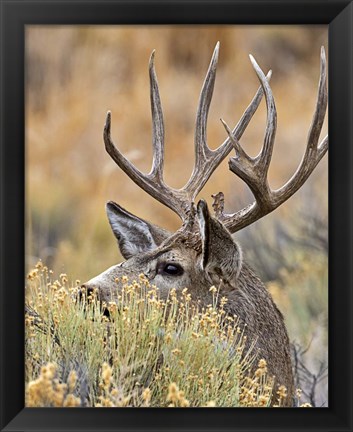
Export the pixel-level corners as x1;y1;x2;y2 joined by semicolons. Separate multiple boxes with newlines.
26;262;294;408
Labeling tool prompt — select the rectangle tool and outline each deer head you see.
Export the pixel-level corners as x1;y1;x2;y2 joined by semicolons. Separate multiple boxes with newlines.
82;43;328;405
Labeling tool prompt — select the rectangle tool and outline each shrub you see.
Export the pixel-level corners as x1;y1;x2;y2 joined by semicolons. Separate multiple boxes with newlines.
25;261;281;407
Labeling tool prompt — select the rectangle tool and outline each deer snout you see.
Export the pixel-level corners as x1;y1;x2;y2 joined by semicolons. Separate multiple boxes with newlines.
80;266;139;318
80;279;113;305
79;283;99;300
79;282;112;319
80;265;138;304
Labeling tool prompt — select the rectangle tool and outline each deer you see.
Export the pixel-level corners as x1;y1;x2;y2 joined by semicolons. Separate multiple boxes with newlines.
82;43;328;406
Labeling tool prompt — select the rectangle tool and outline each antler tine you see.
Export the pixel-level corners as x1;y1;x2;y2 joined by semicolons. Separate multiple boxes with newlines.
104;50;197;221
183;42;219;201
104;112;189;220
217;47;328;233
273;46;328;204
306;46;328;155
104;111;148;189
249;55;277;174
194;42;219;162
149;50;165;181
224;55;277;209
184;42;272;202
228;69;273;139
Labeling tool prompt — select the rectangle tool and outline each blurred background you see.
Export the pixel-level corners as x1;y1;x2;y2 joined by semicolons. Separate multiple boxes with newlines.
25;25;328;405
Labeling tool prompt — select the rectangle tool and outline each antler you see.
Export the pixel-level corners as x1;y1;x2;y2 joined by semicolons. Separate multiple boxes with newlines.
104;42;271;223
217;47;328;233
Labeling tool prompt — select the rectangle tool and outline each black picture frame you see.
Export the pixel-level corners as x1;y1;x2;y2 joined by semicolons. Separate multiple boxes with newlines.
1;1;352;431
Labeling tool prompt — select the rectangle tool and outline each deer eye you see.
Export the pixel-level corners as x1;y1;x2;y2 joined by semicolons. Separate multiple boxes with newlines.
158;263;184;276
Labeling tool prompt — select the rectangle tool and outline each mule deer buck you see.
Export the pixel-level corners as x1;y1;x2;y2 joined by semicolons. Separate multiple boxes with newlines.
82;43;328;406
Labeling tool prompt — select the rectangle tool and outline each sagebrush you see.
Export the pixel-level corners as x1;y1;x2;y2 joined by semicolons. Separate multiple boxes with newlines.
25;262;301;407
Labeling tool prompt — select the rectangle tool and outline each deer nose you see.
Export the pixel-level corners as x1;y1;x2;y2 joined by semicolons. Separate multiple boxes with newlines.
79;283;99;299
79;283;111;319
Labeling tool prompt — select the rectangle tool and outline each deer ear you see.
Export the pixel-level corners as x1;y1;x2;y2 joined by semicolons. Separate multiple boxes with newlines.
197;200;243;286
106;201;170;259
